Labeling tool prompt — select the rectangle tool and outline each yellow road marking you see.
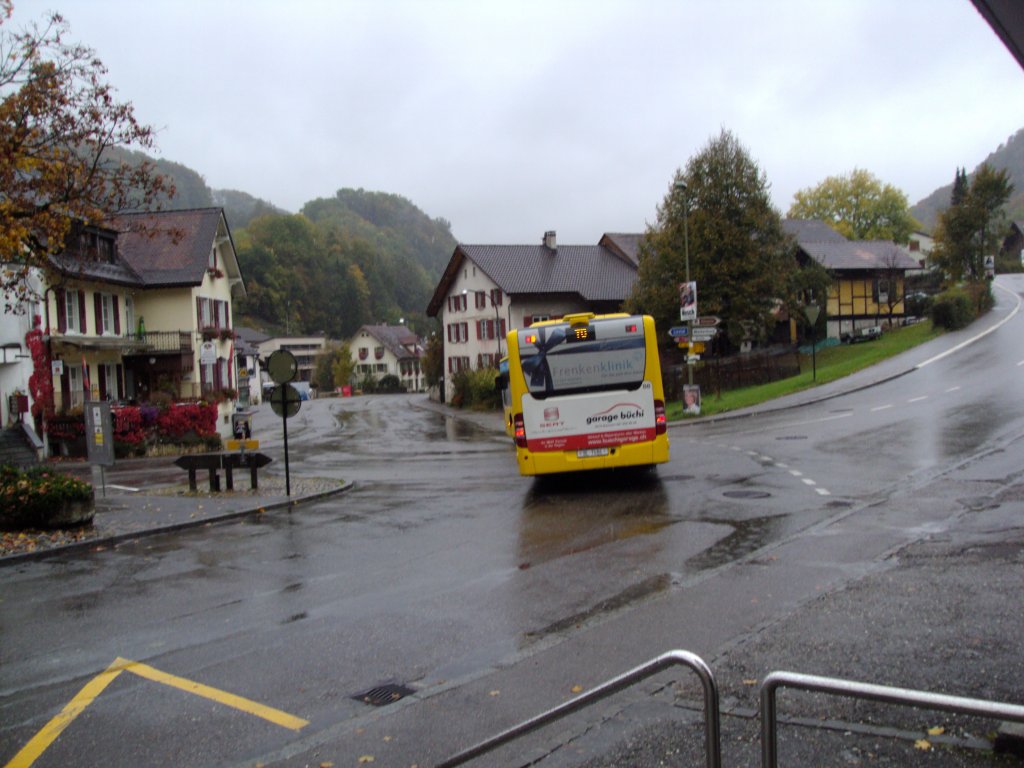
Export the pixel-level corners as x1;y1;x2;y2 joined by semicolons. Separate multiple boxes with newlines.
121;658;309;730
3;657;307;768
4;658;127;768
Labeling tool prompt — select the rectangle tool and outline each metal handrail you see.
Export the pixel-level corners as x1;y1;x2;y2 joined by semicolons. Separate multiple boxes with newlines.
761;671;1024;767
434;649;721;768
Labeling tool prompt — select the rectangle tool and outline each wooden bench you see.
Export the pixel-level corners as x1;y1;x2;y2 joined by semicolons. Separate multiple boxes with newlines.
174;451;273;492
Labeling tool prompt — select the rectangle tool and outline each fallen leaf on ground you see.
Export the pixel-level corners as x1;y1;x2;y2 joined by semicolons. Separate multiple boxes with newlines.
927;726;945;736
571;685;583;694
914;739;932;751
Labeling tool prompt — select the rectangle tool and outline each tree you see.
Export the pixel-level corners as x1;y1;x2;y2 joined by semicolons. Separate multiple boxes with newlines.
628;129;800;348
330;343;355;390
933;164;1013;281
311;342;355;391
0;10;171;300
422;333;443;388
788;169;919;244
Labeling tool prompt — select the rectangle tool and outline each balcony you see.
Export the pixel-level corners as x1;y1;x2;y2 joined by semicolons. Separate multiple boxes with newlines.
50;330;194;355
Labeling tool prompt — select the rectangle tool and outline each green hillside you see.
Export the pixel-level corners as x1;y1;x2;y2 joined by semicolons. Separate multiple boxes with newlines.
106;150;456;339
911;127;1024;231
233;189;456;339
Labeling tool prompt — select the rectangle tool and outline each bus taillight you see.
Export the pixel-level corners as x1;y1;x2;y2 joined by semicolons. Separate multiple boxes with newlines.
654;400;666;435
514;413;527;447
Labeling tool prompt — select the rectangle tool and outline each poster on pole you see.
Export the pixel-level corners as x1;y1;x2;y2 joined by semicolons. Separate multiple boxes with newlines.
679;281;697;322
683;384;702;416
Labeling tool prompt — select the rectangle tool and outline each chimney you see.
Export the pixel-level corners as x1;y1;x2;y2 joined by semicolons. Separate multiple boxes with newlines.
543;230;557;251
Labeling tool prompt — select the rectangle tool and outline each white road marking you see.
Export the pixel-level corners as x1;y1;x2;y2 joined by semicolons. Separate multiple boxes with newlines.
815;488;831;496
908;396;928;403
871;404;893;412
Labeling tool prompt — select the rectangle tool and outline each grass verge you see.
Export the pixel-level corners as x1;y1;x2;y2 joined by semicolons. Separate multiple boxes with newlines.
667;320;942;420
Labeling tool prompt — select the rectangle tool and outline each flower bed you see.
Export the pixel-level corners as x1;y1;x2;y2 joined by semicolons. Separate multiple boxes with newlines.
0;465;94;531
47;402;222;458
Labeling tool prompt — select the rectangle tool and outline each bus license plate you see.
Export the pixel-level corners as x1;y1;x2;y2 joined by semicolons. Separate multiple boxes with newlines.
577;447;610;458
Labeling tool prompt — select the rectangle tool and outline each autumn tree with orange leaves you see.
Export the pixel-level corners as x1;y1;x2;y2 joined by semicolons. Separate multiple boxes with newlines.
0;4;172;303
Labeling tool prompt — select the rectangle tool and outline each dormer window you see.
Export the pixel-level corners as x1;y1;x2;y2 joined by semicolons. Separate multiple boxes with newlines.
77;229;116;263
209;246;217;270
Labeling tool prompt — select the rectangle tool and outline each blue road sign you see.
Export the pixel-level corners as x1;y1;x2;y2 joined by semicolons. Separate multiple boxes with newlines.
668;326;689;338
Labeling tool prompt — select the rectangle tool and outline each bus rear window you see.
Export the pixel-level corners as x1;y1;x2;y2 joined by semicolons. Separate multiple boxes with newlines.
517;319;647;397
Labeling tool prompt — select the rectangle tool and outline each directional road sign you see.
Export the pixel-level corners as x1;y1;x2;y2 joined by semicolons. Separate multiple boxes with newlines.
695;316;721;327
692;328;719;341
668;326;689;338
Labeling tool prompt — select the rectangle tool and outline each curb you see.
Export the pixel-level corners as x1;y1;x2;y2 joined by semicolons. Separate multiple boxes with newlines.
0;480;354;567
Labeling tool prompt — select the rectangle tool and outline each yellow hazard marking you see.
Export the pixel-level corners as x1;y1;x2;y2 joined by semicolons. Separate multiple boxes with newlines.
3;657;308;768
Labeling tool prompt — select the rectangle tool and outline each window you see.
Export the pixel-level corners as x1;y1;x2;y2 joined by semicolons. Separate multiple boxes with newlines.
209;246;217;270
475;291;486;309
64;291;81;333
96;293;118;336
477;319;504;340
447;323;469;343
98;363;118;400
490;288;502;307
67;365;84;409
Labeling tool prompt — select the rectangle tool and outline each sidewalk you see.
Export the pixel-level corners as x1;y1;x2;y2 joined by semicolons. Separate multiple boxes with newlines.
0;466;351;565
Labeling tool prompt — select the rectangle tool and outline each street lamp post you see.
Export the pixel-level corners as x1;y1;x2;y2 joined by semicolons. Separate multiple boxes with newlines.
675;179;693;386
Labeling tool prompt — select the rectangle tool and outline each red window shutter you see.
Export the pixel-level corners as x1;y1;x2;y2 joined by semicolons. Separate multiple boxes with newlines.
94;293;103;335
214;358;223;389
78;290;86;333
116;364;124;399
476;321;482;340
197;296;202;327
523;315;532;327
500;319;506;336
112;296;121;335
98;366;107;400
447;325;452;342
56;289;67;333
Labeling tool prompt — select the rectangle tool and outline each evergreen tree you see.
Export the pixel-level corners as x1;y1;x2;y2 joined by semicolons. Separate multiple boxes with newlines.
933;164;1013;281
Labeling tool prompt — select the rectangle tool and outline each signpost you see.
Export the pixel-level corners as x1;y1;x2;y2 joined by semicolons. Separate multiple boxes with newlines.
84;400;113;497
804;304;821;382
667;326;689;339
267;349;300;495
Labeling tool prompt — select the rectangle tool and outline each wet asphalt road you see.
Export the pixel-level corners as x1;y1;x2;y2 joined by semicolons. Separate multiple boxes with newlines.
3;277;1024;767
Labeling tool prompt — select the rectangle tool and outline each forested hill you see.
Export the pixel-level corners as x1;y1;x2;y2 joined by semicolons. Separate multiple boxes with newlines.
911;127;1024;231
105;149;457;339
233;189;457;339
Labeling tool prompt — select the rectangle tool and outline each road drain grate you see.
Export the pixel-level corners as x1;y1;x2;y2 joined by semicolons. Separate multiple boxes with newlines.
353;683;416;707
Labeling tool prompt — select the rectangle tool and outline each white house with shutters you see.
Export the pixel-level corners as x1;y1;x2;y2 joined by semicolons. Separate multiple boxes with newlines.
426;231;641;402
349;324;424;392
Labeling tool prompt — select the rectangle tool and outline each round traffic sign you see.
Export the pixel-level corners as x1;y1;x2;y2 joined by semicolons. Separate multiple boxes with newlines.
269;383;302;418
267;349;298;384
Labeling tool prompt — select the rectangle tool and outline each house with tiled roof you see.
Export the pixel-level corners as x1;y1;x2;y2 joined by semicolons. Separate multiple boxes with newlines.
783;219;919;340
426;230;640;401
349;324;424;392
32;208;245;438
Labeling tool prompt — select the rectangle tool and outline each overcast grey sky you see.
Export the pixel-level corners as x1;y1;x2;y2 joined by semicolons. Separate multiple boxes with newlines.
10;1;1024;244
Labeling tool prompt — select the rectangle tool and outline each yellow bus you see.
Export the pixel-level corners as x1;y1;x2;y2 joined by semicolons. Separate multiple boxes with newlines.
505;312;669;476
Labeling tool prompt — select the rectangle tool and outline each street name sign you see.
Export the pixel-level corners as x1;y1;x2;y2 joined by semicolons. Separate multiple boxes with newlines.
668;326;689;338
